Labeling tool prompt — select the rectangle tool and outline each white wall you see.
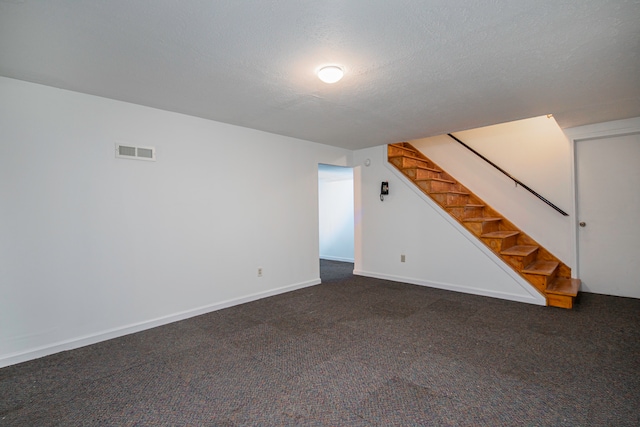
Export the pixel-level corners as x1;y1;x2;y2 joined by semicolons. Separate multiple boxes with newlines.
411;116;575;270
318;165;354;262
0;77;351;367
353;146;545;305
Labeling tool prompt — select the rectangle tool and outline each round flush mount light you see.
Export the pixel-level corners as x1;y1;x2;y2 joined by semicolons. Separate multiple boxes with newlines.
317;66;344;84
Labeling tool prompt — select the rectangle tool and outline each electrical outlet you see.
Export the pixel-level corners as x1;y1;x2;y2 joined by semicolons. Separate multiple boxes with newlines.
257;267;263;277
401;254;406;263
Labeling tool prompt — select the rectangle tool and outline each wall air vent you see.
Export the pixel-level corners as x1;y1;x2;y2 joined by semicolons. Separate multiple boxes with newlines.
115;143;156;161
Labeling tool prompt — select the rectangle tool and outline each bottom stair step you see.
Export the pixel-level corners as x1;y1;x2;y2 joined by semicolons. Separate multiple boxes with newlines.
546;278;581;296
546;278;581;309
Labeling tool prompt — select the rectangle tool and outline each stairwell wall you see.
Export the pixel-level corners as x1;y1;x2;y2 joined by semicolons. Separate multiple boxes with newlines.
352;146;546;305
0;77;352;367
410;116;575;269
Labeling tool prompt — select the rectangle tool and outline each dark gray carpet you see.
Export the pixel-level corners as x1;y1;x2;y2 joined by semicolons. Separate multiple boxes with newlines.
1;260;639;426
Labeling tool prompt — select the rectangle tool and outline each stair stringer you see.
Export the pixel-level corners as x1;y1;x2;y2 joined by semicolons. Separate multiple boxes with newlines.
377;151;546;305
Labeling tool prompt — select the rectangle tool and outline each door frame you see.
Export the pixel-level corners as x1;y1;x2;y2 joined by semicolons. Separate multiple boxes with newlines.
565;117;640;280
317;163;355;263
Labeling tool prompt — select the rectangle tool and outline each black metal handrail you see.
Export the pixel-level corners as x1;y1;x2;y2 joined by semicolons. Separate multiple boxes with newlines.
447;133;569;216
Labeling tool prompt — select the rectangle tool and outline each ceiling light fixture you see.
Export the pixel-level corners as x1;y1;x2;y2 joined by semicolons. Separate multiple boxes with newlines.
317;66;344;84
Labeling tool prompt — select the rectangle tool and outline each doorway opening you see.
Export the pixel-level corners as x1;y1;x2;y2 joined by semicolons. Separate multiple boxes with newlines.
318;164;354;266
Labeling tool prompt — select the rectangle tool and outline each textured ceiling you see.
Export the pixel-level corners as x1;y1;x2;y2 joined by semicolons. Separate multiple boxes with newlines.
1;0;638;150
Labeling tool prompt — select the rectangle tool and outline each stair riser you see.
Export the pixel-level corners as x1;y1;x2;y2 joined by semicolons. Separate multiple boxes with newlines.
431;193;470;206
558;264;572;279
392;156;429;169
414;169;443;180
416;180;460;193
389;157;406;170
523;269;558;291
464;220;500;235
388;145;417;158
547;294;575;309
448;206;485;219
503;251;538;271
403;168;441;180
387;145;420;157
482;234;518;252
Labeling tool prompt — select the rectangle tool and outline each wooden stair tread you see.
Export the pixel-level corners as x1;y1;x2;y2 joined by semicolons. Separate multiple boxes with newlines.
463;217;502;223
546;278;581;296
388;143;415;150
522;260;559;276
389;153;425;162
448;203;484;208
388;153;418;160
482;230;519;239
407;165;441;173
501;245;538;257
431;190;469;195
414;177;455;184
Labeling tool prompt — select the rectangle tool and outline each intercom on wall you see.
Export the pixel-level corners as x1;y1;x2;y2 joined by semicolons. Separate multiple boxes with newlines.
380;181;389;201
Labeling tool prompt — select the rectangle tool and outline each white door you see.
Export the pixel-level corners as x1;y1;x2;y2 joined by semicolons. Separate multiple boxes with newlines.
576;132;640;298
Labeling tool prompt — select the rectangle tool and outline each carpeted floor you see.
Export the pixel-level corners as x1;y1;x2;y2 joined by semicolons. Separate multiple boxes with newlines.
1;260;639;426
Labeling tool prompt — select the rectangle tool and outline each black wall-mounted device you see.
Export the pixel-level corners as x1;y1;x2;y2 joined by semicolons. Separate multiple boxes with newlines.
380;181;389;201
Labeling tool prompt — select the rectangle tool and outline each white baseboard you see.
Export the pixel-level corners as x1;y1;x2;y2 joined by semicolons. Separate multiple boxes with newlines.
0;278;321;369
353;269;545;306
320;255;355;263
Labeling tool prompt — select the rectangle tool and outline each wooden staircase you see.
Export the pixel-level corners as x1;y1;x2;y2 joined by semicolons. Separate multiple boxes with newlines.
388;142;580;308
